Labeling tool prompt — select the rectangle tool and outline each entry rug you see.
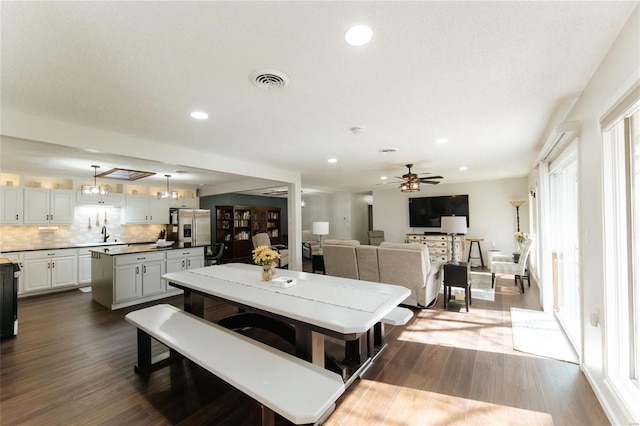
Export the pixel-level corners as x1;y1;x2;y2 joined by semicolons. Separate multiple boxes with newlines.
78;286;91;293
510;307;578;364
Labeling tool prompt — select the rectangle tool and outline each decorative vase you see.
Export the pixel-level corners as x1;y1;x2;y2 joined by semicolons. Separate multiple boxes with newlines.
261;264;274;281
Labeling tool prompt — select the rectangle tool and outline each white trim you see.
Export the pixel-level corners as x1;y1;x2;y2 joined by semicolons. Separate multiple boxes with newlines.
535;120;581;165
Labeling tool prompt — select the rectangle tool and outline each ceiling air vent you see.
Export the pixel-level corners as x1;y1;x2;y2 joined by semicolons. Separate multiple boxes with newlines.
379;148;398;153
251;70;290;89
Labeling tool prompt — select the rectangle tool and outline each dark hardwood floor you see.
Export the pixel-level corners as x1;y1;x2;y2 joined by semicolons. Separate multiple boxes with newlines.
0;265;609;425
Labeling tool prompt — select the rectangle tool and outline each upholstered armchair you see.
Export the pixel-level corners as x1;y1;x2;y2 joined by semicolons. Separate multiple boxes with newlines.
367;230;385;246
490;238;533;293
301;230;322;260
321;239;360;279
251;232;289;268
377;242;442;308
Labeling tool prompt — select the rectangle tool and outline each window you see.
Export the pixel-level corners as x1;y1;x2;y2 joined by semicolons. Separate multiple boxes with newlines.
602;98;640;421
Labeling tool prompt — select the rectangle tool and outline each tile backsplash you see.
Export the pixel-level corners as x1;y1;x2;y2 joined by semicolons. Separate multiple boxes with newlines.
0;206;166;251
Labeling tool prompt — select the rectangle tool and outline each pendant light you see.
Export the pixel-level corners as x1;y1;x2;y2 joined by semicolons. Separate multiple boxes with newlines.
158;174;178;199
81;165;109;196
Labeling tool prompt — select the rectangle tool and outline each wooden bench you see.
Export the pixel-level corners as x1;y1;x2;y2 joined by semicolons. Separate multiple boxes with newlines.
125;304;345;426
372;306;414;361
382;306;413;326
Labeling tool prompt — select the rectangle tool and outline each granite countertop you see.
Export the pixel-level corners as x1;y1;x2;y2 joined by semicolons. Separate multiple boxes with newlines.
90;242;208;256
2;241;208;254
2;241;148;253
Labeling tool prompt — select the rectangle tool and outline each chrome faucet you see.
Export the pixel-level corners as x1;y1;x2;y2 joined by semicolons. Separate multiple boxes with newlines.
101;226;110;243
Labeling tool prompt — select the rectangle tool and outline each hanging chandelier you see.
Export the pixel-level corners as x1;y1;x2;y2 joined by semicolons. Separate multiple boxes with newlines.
81;165;109;196
158;174;178;199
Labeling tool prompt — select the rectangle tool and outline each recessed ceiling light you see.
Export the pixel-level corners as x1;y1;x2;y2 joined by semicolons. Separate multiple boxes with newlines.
190;111;208;120
345;25;372;46
435;138;449;144
380;176;388;180
328;158;338;163
459;166;469;171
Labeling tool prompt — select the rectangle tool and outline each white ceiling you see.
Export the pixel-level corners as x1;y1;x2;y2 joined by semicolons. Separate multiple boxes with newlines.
1;2;636;194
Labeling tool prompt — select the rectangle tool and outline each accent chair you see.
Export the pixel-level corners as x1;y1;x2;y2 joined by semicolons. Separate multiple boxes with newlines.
251;232;289;269
490;238;533;293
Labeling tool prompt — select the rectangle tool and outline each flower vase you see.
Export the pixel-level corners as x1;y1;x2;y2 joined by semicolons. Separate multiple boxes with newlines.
261;264;274;281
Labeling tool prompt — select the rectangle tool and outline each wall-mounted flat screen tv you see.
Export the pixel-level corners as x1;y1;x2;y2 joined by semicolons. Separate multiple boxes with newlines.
409;195;469;228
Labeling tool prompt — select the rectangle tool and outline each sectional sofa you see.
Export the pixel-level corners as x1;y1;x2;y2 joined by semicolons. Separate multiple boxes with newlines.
321;239;443;308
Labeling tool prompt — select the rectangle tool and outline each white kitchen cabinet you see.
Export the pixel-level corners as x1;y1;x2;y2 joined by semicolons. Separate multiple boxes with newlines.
113;251;165;302
165;247;204;273
24;188;74;224
124;195;170;224
76;191;124;207
78;245;126;285
23;249;77;293
170;197;198;209
0;186;23;225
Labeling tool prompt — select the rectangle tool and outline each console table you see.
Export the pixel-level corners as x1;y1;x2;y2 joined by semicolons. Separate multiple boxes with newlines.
406;234;466;263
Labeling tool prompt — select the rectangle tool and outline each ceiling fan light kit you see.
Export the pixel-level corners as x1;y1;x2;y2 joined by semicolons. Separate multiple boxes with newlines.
396;164;442;192
401;181;420;192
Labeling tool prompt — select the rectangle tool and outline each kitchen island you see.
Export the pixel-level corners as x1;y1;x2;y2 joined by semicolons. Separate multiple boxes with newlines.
91;244;204;310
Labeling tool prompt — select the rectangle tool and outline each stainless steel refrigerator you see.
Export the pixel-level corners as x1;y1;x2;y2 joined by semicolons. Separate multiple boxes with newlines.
169;208;211;247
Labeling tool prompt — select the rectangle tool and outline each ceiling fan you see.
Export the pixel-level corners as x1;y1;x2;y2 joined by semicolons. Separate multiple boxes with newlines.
392;164;443;192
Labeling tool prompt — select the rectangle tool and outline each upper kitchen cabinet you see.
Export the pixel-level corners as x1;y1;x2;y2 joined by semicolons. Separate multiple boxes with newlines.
0;186;23;225
76;191;124;206
75;180;124;206
123;195;170;224
170;196;198;209
23;188;75;224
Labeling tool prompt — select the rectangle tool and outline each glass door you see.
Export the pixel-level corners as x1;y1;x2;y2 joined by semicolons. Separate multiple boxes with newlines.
549;147;580;349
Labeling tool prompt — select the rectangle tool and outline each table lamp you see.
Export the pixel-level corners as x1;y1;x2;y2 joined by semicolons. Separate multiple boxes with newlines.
441;216;467;263
312;221;329;245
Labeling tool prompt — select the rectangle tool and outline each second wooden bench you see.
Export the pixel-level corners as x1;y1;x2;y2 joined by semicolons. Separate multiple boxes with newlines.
125;304;345;425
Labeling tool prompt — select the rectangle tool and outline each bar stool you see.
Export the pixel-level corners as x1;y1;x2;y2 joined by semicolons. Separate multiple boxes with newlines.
466;238;485;268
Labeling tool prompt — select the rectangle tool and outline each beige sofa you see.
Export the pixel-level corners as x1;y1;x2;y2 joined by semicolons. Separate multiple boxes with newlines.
322;239;442;308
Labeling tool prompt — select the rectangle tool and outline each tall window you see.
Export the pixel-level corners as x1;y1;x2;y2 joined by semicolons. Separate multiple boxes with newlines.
602;98;640;419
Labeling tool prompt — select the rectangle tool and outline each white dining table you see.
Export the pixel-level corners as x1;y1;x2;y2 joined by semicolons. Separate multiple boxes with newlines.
162;263;410;373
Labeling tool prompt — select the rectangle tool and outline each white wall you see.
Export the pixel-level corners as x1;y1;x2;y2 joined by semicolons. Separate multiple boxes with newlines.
301;192;370;243
560;6;640;425
373;177;530;262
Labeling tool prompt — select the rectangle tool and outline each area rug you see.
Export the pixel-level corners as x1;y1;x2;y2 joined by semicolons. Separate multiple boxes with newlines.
78;286;92;293
510;307;578;364
470;271;495;301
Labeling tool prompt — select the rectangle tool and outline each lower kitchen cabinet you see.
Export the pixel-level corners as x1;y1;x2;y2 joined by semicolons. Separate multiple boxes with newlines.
113;251;165;303
23;249;77;293
165;247;204;273
91;246;206;310
78;245;126;285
